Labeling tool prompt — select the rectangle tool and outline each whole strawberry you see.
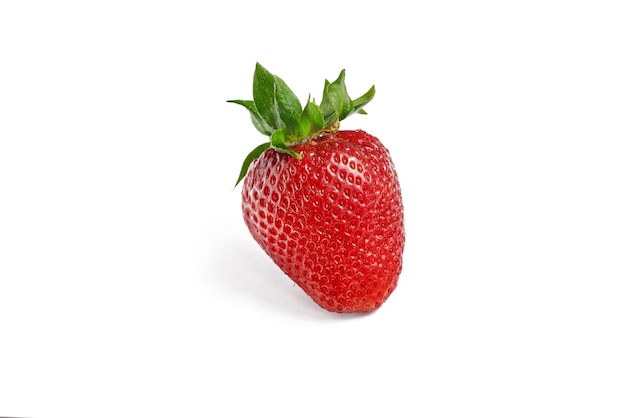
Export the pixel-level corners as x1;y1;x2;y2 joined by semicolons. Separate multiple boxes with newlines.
229;63;404;313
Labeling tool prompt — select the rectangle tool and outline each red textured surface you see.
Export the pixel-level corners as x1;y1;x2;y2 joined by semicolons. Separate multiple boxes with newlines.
241;130;405;313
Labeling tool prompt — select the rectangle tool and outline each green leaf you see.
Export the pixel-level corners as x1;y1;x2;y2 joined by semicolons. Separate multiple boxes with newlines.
320;80;337;125
299;101;324;137
253;63;281;130
274;76;302;134
320;70;354;124
352;85;375;114
235;142;270;187
227;99;273;136
270;128;301;159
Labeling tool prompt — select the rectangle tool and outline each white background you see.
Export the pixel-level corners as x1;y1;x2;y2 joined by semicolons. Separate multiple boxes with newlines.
1;1;625;417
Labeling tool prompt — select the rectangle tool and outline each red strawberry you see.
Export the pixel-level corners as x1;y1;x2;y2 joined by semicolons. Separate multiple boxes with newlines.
229;63;404;313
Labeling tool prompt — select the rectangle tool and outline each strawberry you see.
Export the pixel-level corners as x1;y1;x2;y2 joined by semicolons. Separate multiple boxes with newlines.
229;63;404;313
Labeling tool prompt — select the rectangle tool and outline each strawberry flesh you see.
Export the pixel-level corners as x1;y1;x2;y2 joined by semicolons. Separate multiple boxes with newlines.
242;130;404;313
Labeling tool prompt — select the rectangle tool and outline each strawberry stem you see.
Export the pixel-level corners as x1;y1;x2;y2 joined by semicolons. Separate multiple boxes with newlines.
228;63;375;186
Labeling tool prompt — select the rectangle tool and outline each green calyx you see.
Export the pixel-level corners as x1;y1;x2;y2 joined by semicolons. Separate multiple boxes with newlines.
229;63;375;186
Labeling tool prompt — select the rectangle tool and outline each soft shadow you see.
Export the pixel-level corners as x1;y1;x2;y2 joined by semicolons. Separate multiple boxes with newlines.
212;236;370;321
